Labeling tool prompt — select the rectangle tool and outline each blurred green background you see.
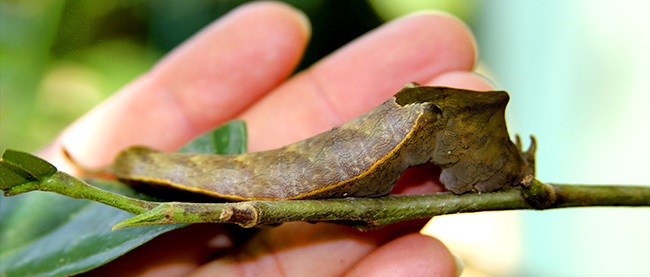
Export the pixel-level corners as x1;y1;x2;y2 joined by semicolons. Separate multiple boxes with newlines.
1;0;649;276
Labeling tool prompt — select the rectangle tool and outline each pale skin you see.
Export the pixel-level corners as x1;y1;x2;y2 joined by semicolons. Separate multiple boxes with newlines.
40;2;494;276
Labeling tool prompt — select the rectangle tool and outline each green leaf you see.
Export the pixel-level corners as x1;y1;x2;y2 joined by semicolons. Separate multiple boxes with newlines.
0;149;57;190
0;161;33;189
2;149;57;180
180;119;247;154
0;120;248;276
0;192;180;276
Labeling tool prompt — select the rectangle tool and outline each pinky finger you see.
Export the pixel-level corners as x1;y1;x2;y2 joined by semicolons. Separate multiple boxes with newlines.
344;233;459;277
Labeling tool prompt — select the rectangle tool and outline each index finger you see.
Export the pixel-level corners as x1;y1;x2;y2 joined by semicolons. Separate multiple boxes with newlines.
42;2;310;170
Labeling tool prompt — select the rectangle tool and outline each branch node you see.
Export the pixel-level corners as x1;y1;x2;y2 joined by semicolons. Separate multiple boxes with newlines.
221;203;259;228
521;179;557;209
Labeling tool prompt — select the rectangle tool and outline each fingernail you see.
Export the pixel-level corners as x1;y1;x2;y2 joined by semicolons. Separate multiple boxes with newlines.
453;254;465;277
291;8;312;37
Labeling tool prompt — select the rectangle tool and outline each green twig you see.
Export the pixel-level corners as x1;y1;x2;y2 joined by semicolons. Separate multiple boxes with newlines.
0;149;157;214
114;180;650;229
5;171;158;215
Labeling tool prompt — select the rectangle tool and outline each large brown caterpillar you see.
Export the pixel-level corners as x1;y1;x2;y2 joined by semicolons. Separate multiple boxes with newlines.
113;84;536;201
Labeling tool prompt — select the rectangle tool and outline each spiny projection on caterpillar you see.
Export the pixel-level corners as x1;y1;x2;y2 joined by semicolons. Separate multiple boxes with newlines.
112;83;536;201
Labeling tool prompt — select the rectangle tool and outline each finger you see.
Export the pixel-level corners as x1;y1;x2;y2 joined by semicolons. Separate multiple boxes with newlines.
425;70;494;91
189;223;380;276
344;233;457;277
240;12;478;151
191;223;456;277
43;2;310;169
87;224;234;276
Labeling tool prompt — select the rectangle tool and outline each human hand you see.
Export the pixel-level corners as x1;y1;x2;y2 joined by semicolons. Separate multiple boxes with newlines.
41;2;492;276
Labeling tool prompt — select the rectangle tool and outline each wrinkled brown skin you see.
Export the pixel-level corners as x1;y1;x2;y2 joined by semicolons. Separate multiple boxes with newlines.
114;84;535;201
